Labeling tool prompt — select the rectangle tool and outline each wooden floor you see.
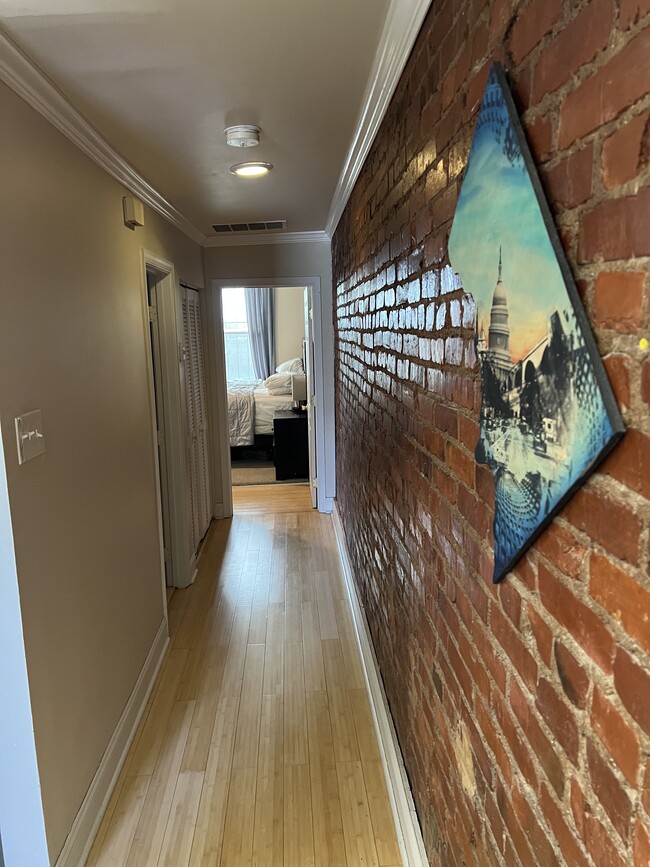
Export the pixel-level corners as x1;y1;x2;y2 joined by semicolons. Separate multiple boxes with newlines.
87;484;402;866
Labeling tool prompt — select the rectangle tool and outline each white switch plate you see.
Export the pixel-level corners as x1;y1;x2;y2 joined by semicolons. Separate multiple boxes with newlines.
15;410;45;464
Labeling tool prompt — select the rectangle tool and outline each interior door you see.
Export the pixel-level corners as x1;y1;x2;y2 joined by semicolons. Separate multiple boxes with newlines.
147;272;173;585
181;286;212;551
304;288;317;509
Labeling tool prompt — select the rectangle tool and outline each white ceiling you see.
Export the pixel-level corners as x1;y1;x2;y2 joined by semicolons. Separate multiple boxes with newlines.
0;0;415;239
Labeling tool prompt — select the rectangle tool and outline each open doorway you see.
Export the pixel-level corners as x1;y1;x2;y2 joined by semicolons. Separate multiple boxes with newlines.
211;277;325;516
221;285;311;489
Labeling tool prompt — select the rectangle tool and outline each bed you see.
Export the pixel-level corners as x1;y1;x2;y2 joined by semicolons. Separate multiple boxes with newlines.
227;356;305;454
227;381;295;448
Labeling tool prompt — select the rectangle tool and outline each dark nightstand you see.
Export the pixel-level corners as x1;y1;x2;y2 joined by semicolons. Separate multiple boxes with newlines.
273;411;309;480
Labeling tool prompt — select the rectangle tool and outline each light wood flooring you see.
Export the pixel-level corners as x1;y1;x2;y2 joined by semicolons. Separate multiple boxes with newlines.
87;484;402;866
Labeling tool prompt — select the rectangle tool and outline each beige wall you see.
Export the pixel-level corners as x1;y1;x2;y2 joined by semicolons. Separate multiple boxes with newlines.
203;240;336;513
0;82;204;861
274;286;306;366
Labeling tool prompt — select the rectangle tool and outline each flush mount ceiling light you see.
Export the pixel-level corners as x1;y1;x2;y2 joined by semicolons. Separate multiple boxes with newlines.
224;125;260;147
230;161;273;178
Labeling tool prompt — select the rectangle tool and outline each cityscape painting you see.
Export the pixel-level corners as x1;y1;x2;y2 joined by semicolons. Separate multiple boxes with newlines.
448;63;625;583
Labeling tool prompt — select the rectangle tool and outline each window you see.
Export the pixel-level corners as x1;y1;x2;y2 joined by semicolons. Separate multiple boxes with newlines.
221;287;256;381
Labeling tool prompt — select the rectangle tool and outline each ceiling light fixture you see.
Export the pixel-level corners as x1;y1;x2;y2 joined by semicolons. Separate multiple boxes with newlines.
224;125;260;148
230;161;273;178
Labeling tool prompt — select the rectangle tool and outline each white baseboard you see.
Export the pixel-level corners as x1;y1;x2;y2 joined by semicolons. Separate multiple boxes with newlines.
332;504;428;866
54;618;169;867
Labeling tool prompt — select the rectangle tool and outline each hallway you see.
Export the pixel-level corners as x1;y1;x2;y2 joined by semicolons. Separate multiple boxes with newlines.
86;485;402;866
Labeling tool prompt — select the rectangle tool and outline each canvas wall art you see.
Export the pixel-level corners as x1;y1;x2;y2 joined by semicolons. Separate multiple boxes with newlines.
448;63;625;583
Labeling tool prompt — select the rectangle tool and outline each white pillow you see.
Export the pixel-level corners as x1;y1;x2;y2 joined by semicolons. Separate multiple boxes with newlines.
276;357;304;374
263;373;292;392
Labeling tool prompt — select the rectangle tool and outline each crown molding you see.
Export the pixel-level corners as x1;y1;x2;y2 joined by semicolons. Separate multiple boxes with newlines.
325;0;432;238
0;28;205;246
1;0;431;252
204;230;330;248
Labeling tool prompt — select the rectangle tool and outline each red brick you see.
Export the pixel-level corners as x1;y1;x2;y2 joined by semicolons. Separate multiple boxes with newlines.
587;739;633;839
591;686;640;785
424;427;446;460
445;441;475;488
489;0;512;44
526;113;554;163
592;271;645;332
539;784;592;867
512;553;537;592
559;28;650;148
509;0;562;63
579;186;650;263
603;353;631;411
331;2;650;864
601;428;650;501
532;0;613;102
585;814;629;867
589;551;650;652
602;110;649;189
432;185;457;229
475;699;512;787
539;562;615;672
510;679;565;795
426;160;448;201
457;414;479;451
613;647;650;735
536;677;579;763
435;403;458;437
491;606;538;689
511;783;559;867
633;821;650;867
458;484;491;538
475;463;494;505
562;486;640;564
474;626;507;695
554;641;590;709
498;581;521;628
620;0;650;28
528;604;554;666
544;144;594;208
494;779;536;866
536;522;588;581
466;61;491;119
494;689;539;790
570;778;588;838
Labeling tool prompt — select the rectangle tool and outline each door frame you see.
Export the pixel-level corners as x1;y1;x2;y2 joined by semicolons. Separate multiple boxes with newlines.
141;251;196;590
210;276;327;516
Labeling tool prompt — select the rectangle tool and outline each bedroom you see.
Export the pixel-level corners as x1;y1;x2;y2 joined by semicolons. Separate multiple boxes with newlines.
221;285;311;488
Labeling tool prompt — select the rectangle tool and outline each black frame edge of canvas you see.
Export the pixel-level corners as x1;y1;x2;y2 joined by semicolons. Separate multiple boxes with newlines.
486;63;626;582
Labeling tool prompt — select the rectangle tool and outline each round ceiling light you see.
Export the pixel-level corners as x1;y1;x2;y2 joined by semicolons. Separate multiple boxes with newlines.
224;125;260;148
230;161;273;178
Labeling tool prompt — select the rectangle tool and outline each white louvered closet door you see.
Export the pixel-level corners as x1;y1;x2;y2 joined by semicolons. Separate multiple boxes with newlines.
182;287;211;553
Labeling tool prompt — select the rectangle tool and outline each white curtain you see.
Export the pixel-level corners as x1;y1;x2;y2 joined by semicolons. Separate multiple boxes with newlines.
245;287;275;380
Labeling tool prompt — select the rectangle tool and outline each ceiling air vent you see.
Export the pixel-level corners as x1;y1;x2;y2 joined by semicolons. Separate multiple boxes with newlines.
212;220;287;233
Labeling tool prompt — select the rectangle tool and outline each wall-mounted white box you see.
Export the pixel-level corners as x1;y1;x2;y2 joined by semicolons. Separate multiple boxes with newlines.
123;196;144;228
15;410;45;464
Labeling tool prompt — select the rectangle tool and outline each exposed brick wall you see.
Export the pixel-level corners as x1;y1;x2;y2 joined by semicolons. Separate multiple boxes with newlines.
332;2;650;865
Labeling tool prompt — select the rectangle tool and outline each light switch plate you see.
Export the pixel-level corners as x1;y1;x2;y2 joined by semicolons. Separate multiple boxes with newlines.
15;410;45;464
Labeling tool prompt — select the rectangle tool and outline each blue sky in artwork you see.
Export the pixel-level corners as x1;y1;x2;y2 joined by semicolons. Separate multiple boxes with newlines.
449;73;569;361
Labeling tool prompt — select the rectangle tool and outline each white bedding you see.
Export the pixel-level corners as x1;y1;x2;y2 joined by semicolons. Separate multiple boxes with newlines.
227;384;255;446
252;387;294;435
227;381;294;444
